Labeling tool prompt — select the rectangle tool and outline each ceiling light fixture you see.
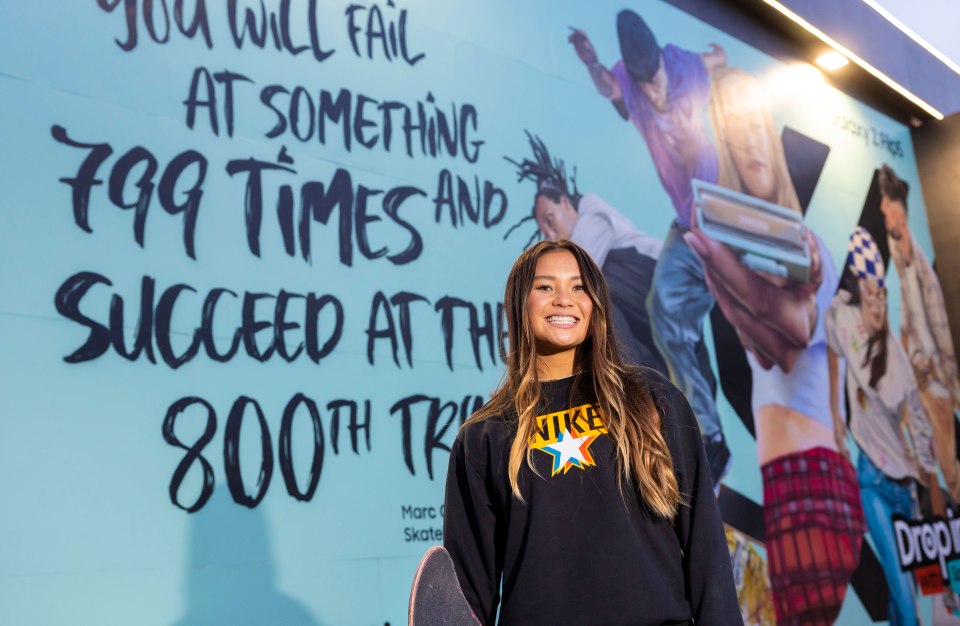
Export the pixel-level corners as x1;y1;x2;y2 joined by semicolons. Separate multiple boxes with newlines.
816;50;849;71
759;0;944;120
859;0;960;77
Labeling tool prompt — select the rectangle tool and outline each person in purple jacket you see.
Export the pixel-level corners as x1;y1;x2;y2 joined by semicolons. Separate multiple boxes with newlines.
570;10;732;487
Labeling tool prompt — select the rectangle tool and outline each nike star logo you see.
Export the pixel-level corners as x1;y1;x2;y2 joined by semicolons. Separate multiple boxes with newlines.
541;427;598;475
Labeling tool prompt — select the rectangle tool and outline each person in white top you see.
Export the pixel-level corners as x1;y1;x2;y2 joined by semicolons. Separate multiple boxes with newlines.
879;163;960;501
825;225;943;626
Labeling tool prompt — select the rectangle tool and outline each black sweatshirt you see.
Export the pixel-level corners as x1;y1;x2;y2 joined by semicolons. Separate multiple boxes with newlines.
443;369;742;625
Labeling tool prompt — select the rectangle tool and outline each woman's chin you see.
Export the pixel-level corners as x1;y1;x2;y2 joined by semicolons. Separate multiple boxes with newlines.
536;339;584;355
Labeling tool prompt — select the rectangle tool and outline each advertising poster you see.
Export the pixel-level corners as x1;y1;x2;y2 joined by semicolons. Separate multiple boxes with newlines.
1;0;958;624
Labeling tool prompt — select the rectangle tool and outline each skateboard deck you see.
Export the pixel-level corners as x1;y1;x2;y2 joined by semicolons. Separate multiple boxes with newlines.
408;546;481;626
725;524;775;626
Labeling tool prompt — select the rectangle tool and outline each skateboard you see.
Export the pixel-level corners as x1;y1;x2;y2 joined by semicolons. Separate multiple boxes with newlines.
725;524;776;626
408;546;481;626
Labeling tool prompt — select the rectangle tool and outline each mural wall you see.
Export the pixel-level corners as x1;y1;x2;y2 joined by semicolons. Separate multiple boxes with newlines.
1;1;958;624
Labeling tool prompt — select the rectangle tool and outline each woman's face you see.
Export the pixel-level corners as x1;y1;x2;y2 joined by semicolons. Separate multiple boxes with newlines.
526;250;593;356
859;278;887;334
719;78;777;201
534;194;579;241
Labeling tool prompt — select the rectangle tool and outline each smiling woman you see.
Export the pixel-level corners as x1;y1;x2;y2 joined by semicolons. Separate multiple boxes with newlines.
441;240;742;625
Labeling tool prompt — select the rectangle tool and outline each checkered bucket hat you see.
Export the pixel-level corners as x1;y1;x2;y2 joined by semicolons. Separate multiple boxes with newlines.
846;226;885;288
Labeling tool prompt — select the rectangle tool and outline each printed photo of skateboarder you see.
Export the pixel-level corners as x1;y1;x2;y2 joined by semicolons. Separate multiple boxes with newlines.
688;65;865;625
879;164;960;504
568;8;733;490
826;225;945;626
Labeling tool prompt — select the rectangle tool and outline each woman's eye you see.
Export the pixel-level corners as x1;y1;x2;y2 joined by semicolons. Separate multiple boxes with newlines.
573;284;585;291
535;284;551;291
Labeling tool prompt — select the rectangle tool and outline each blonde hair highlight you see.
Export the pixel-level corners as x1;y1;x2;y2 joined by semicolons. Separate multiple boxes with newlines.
709;66;801;213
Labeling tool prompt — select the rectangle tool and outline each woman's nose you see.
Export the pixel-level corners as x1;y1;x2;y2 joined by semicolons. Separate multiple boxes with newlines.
553;288;574;305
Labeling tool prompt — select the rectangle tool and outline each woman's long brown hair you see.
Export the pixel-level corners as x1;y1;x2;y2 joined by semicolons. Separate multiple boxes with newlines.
466;240;681;519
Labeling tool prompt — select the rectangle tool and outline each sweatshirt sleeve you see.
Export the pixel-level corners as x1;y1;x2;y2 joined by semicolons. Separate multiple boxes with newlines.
663;385;743;625
443;433;502;626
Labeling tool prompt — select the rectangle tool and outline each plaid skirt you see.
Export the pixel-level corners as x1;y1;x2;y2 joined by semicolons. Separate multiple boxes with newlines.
762;447;866;626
